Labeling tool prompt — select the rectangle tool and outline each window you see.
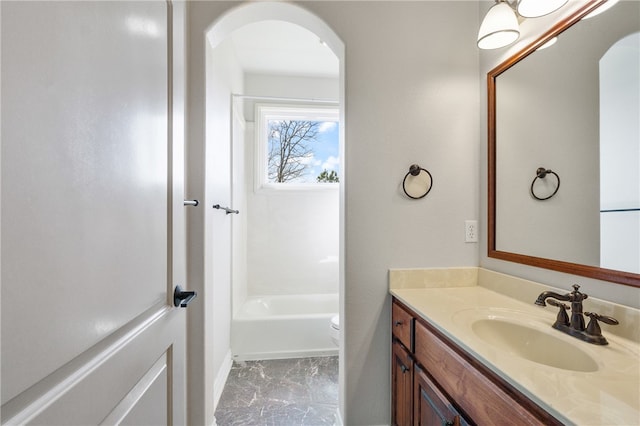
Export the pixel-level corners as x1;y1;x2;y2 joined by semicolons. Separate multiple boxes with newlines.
255;104;339;189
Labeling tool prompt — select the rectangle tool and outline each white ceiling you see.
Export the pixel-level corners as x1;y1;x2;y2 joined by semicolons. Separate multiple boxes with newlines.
228;20;339;78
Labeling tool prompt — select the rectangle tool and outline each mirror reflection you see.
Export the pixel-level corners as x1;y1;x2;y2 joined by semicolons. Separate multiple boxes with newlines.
490;0;639;284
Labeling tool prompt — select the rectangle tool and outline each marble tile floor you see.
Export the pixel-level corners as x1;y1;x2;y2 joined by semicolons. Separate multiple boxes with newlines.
214;356;339;426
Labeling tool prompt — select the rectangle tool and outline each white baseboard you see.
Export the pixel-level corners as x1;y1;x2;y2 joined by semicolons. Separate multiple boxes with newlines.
213;349;233;411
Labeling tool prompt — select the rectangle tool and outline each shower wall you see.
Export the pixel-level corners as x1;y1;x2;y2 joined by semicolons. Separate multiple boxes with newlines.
241;73;340;297
246;185;339;296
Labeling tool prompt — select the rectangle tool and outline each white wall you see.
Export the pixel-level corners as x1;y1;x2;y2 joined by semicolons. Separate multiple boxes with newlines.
242;73;339;121
479;0;640;308
208;38;244;409
186;29;243;425
286;2;481;424
243;73;340;297
188;2;480;425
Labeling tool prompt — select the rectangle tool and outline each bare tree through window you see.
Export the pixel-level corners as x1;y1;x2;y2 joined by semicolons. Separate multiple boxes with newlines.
259;105;340;186
267;120;320;183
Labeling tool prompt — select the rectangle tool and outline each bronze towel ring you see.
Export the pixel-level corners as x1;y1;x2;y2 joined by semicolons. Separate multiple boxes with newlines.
531;167;560;201
402;164;433;199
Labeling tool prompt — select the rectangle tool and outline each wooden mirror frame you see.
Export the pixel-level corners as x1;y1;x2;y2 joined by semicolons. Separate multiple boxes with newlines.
487;0;640;288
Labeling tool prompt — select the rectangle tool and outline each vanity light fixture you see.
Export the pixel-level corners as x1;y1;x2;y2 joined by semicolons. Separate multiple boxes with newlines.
516;0;568;18
532;1;619;52
477;1;520;50
478;0;569;50
583;0;619;19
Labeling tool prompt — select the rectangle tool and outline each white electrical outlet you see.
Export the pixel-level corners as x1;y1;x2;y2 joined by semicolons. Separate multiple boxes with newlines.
465;220;478;243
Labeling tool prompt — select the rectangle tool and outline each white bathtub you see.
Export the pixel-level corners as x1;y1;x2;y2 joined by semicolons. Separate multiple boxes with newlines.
231;293;338;361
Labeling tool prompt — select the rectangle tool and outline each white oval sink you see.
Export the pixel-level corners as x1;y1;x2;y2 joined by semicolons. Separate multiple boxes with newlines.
472;319;599;372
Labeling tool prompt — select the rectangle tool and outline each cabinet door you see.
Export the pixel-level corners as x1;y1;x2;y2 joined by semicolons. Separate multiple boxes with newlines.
392;340;414;426
414;366;467;426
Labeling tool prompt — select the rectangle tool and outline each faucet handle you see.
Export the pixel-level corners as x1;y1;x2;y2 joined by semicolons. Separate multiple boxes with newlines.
585;312;619;326
547;299;567;308
547;299;569;327
585;312;619;342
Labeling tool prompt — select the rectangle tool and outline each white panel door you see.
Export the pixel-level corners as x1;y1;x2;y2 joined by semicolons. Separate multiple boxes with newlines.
1;1;187;424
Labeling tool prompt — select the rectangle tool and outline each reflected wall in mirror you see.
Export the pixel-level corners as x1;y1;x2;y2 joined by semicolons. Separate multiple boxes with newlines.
488;0;640;287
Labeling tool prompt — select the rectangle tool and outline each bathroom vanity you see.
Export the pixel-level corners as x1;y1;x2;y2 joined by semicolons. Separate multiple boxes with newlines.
389;268;640;426
392;299;559;425
391;3;640;423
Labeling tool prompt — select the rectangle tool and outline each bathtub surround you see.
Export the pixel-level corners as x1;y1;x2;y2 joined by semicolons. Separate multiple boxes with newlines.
240;74;340;300
233;73;341;360
214;357;339;426
232;294;339;361
330;315;339;347
245;128;340;297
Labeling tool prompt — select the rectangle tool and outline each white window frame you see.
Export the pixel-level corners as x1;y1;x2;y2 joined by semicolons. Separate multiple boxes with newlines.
254;103;340;191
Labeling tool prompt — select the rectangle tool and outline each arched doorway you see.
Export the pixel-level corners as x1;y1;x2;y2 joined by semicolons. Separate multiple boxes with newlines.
187;3;345;425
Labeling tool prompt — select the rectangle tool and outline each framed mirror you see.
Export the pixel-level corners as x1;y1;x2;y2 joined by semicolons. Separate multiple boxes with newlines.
488;0;640;287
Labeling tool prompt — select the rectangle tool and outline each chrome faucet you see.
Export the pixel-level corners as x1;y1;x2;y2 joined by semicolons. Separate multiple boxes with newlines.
535;284;618;345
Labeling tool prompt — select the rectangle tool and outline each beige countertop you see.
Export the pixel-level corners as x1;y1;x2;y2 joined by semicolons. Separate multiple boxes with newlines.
390;268;640;426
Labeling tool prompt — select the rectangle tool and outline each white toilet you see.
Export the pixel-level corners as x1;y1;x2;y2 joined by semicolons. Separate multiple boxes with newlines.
330;314;340;347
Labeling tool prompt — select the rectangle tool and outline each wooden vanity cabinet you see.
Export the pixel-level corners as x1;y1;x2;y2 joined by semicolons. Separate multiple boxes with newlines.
391;298;562;426
393;300;469;426
392;340;414;426
392;300;414;426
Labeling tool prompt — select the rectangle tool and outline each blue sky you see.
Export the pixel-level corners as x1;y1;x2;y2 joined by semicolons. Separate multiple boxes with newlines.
306;121;340;182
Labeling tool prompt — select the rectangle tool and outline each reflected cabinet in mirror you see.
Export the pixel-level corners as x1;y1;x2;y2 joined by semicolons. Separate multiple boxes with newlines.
488;0;640;287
